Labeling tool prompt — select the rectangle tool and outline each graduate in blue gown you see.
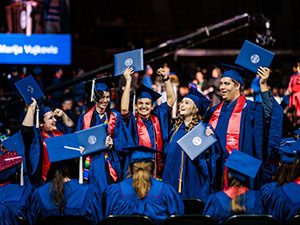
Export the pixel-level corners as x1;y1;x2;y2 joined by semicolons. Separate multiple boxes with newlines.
76;81;133;193
28;134;103;225
204;64;283;188
261;137;299;210
21;98;74;186
103;146;184;224
203;150;264;224
121;67;175;179
162;87;221;202
0;151;32;225
267;154;300;224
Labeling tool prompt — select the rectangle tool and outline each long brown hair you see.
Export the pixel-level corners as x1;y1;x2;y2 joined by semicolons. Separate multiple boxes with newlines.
130;161;154;199
49;160;78;213
228;173;249;213
290;158;300;181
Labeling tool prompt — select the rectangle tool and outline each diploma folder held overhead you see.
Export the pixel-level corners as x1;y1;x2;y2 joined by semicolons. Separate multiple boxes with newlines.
235;40;275;73
114;48;144;76
15;75;45;105
177;122;217;160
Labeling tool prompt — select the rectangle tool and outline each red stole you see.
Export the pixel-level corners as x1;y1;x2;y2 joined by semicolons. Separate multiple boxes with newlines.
82;108;118;182
82;107;95;130
41;130;63;181
224;186;249;199
209;95;246;189
136;115;164;178
293;177;300;185
82;107;117;137
209;95;246;154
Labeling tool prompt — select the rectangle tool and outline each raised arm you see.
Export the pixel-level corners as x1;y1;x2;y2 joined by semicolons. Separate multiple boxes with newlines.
53;108;74;127
121;67;134;115
22;98;37;127
157;67;175;107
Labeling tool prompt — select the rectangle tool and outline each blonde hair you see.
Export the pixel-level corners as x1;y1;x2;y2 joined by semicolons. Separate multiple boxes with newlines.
173;102;200;132
130;161;153;199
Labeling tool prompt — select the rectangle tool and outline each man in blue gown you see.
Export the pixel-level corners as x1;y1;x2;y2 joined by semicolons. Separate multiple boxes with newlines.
77;81;133;193
204;65;283;188
121;67;175;179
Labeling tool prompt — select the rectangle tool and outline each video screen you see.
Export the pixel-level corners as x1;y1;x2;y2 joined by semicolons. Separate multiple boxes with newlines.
0;0;71;65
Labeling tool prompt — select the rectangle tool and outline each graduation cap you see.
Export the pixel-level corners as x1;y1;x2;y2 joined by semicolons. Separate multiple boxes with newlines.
235;39;275;73
225;150;262;182
184;87;211;116
45;124;107;183
15;75;45;105
136;85;162;103
221;63;247;86
90;77;115;102
114;48;144;76
276;138;300;164
0;151;24;186
123;146;159;164
177;122;217;160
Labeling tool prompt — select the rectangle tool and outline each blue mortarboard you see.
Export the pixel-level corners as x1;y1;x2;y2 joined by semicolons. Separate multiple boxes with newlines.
235;40;275;73
45;124;107;163
177;122;217;160
114;48;144;76
293;128;300;136
38;106;52;122
221;63;246;86
123;146;159;164
276;138;300;164
185;87;211;116
15;75;45;105
225;150;262;181
0;151;23;185
33;66;42;75
136;85;161;103
95;83;110;92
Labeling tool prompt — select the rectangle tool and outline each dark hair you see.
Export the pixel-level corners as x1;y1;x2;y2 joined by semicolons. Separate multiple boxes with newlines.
290;158;300;181
274;163;293;185
94;90;104;102
49;160;78;213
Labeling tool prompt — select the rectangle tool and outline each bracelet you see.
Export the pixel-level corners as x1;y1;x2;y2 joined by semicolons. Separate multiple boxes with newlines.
162;76;169;82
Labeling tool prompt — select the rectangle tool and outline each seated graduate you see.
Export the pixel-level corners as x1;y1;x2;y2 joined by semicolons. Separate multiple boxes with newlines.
267;150;300;224
0;151;32;225
21;97;74;186
261;137;299;210
28;130;103;225
103;146;184;224
163;86;221;202
203;150;264;224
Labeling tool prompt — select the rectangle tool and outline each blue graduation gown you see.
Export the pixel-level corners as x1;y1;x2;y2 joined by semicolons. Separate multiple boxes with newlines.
162;123;220;202
77;109;134;192
103;177;184;224
0;180;32;225
204;92;283;187
260;181;279;210
267;182;300;224
203;190;264;224
127;102;171;146
28;179;102;225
